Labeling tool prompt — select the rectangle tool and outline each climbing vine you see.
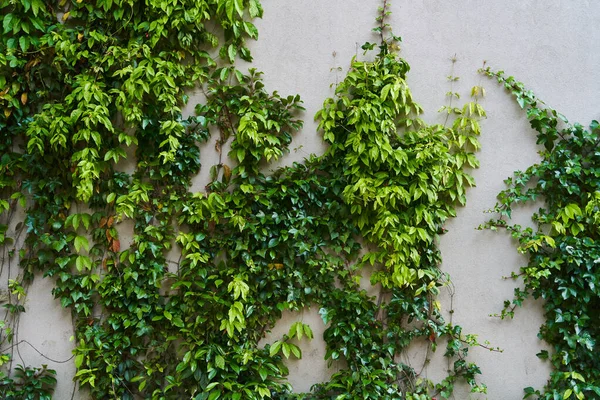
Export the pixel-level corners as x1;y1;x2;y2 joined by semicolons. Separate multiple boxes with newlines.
307;32;489;398
0;0;493;398
481;69;600;399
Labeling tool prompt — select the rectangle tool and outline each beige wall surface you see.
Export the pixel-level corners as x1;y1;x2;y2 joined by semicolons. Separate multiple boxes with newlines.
8;1;600;399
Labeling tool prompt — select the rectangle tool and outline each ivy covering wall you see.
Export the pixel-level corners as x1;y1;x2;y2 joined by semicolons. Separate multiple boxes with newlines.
0;0;492;398
1;1;598;399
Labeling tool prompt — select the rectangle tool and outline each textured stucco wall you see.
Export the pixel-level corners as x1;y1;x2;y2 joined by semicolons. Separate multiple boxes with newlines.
11;1;600;399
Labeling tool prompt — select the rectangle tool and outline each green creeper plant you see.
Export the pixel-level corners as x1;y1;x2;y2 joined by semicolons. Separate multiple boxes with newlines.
305;16;489;398
1;0;266;398
0;364;57;400
481;68;600;400
0;0;496;398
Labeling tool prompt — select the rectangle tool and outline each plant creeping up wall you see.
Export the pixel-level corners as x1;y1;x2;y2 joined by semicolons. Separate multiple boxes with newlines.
1;0;599;399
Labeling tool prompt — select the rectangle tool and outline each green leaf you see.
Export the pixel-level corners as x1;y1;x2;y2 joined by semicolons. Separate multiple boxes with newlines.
215;355;225;369
74;354;84;368
75;255;92;271
243;22;259;39
234;0;244;17
3;14;14;34
288;322;299;339
303;324;314;339
258;367;268;381
19;36;29;52
269;341;282;357
281;342;290;358
227;44;237;63
289;343;301;359
225;0;234;21
172;317;184;328
571;372;585;382
257;386;270;398
219;67;230;81
208;390;221;400
381;84;391;101
249;0;261;17
31;0;45;17
74;236;90;253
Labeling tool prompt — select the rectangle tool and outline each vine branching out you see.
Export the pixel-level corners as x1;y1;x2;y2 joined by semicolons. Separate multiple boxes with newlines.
481;68;600;400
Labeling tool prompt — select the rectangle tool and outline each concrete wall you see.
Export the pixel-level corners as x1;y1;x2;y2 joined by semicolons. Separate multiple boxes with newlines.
8;1;600;399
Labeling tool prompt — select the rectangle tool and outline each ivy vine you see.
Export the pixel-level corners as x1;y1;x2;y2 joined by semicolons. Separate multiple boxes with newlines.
482;69;600;400
0;0;496;398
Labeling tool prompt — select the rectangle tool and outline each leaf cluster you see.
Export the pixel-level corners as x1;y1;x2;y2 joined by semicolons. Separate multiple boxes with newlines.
0;363;57;400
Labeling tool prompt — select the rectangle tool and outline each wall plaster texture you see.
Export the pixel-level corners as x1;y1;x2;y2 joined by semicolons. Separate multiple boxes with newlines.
6;1;600;399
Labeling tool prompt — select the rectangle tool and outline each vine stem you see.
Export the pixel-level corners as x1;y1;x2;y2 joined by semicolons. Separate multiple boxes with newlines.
443;54;457;127
379;0;389;45
0;340;75;364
